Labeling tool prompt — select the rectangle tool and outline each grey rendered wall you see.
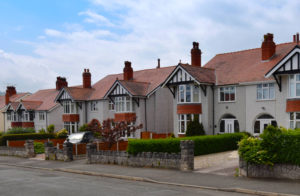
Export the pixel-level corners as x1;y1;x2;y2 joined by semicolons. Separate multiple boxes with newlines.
47;105;64;131
214;86;246;133
34;111;47;131
87;100;117;124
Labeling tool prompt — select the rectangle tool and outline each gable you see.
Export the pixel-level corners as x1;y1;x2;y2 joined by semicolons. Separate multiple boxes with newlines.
55;88;73;102
105;81;131;98
162;65;197;87
265;46;300;77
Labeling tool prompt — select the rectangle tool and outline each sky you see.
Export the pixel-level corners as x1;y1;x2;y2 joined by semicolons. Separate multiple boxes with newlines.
0;0;300;93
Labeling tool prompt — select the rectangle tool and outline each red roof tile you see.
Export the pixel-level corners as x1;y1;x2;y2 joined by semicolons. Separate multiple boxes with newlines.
21;100;43;110
22;89;59;111
118;80;150;96
64;87;94;101
181;64;215;84
0;93;30;110
204;42;297;85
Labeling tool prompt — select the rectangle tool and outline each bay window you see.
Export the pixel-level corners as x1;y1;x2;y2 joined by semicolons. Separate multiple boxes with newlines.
22;112;29;122
63;101;77;114
257;83;275;100
114;96;134;113
289;75;300;97
178;114;201;134
178;84;201;103
7;112;11;121
64;122;78;134
289;112;300;129
219;86;236;102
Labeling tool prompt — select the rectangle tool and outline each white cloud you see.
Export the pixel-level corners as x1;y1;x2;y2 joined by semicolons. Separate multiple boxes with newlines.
1;0;300;92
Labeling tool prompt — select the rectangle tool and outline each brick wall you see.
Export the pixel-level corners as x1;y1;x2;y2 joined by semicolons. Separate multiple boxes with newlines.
177;104;202;114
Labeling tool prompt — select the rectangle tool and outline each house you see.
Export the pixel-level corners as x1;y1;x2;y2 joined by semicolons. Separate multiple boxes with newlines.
4;77;67;132
0;86;30;132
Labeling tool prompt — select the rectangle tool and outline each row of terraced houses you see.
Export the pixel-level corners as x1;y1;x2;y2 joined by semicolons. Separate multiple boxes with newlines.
1;33;300;137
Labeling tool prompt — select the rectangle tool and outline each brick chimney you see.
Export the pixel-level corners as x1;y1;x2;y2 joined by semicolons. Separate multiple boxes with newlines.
123;61;133;80
191;42;202;66
293;33;299;44
56;77;68;90
82;69;92;88
261;33;276;61
5;86;17;105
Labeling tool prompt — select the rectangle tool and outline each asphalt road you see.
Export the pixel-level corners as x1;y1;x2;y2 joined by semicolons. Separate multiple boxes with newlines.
0;165;251;196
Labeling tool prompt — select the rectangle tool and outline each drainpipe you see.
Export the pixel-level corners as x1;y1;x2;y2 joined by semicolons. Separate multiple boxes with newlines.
144;98;147;132
85;101;88;124
212;85;215;135
46;111;48;129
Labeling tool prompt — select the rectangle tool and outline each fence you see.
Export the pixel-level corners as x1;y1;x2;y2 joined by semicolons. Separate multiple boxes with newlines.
0;140;35;158
140;132;173;139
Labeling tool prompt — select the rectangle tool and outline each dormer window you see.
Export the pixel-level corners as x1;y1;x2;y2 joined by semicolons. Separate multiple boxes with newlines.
178;84;201;103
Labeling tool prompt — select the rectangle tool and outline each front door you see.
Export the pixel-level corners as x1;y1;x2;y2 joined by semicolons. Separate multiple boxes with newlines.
260;119;272;134
225;119;234;133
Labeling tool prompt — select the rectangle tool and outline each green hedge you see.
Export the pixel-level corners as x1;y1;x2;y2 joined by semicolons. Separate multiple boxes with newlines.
34;142;45;154
128;133;246;155
0;133;56;146
6;127;36;134
239;126;300;166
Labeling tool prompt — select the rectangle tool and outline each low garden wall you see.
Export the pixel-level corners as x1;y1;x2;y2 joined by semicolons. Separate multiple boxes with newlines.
87;140;194;171
0;140;35;158
239;159;300;180
7;138;65;148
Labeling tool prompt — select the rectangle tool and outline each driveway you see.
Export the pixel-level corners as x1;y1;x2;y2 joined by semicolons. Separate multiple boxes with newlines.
194;150;239;176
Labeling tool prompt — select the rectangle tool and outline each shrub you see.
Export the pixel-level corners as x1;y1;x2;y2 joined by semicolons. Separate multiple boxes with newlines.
34;142;45;154
56;129;68;138
79;124;89;132
38;128;46;134
186;115;205;136
0;133;55;146
238;126;300;166
6;127;36;134
47;124;55;134
128;133;246;155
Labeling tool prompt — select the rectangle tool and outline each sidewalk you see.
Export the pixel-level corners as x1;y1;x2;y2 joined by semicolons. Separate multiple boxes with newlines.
0;156;299;196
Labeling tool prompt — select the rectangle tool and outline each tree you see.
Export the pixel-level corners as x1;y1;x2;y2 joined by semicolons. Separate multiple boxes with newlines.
47;124;55;134
185;115;205;136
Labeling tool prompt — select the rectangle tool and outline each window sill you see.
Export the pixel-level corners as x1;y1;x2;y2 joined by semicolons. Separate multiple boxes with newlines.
177;102;201;105
256;99;275;102
218;101;236;104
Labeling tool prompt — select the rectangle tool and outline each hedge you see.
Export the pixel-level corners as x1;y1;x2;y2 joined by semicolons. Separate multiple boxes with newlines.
34;142;45;154
239;126;300;166
128;133;246;155
0;133;56;146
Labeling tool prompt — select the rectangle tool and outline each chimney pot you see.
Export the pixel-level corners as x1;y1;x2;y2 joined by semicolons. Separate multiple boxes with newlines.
157;58;160;68
261;33;276;61
5;86;17;105
123;61;133;80
191;42;202;66
82;69;92;88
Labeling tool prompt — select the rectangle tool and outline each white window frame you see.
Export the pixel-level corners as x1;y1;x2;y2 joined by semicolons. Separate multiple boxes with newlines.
289;74;300;98
108;100;115;111
22;112;30;122
12;112;18;122
257;83;275;100
90;101;98;112
7;112;11;121
219;86;236;102
39;112;45;121
63;101;77;114
177;84;201;104
178;114;202;134
114;96;134;113
289;112;300;129
64;122;78;135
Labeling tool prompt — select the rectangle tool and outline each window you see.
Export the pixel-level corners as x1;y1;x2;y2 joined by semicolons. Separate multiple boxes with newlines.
39;112;45;121
22;112;29;122
7;112;11;121
177;84;201;103
114;96;134;113
257;83;275;100
219;86;236;102
12;112;17;122
108;100;115;111
219;114;239;133
289;75;300;97
90;101;98;111
289;112;300;129
63;101;77;114
64;122;78;134
178;114;201;134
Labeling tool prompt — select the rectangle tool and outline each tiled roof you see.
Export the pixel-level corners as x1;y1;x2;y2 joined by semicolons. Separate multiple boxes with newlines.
22;89;60;111
181;64;215;84
21;100;43;110
10;102;20;111
0;93;30;110
204;42;297;85
89;66;176;100
64;87;94;101
118;80;150;96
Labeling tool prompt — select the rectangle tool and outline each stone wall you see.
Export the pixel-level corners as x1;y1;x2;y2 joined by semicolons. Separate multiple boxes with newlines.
0;140;35;158
87;140;194;171
239;158;300;180
45;141;73;161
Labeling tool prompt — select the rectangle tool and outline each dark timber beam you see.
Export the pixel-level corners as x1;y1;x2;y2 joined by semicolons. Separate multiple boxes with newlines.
273;74;282;92
166;84;176;98
200;85;207;96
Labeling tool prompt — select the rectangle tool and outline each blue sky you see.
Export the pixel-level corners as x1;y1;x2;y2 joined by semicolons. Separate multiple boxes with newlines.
0;0;300;92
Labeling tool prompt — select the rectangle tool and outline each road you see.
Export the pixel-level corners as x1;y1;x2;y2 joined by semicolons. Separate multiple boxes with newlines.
0;165;251;196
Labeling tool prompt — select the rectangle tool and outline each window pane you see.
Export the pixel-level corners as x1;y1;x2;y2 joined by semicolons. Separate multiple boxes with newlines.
193;86;199;102
186;85;191;102
220;120;225;133
296;121;300;129
230;87;235;101
225;91;229;101
220;91;224;101
290;121;294;129
263;88;268;99
290;76;295;97
269;85;275;99
257;87;262;100
296;113;300;120
290;112;294;120
179;86;184;102
296;75;300;81
254;121;260;133
296;83;300;96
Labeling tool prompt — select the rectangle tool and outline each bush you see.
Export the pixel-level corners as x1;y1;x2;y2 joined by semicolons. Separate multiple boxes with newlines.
128;133;246;155
38;128;46;134
238;126;300;166
56;129;68;138
0;133;55;146
47;124;55;134
79;124;89;132
34;142;45;154
186;115;205;136
6;127;36;134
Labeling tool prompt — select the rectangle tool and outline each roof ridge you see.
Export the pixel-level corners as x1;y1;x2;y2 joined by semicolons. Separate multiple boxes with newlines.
181;64;215;71
119;80;150;85
215;42;295;56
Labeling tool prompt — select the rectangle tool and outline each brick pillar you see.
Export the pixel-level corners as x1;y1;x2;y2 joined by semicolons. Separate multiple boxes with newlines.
24;140;35;158
44;141;54;160
86;143;97;164
180;140;194;171
63;140;73;161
